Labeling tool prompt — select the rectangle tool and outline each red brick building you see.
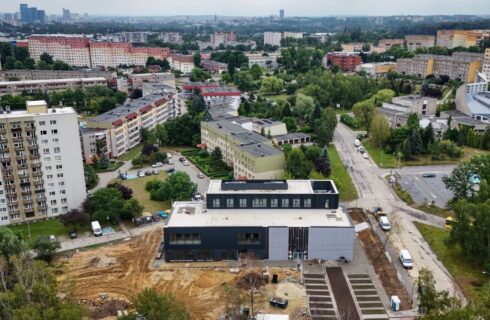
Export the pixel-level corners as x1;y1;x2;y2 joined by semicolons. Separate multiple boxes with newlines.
325;52;362;72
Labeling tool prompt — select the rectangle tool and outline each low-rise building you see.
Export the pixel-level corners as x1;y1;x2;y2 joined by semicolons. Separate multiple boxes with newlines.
141;82;176;97
406;35;436;51
163;179;354;262
377;38;405;49
378;95;438;128
324;52;362;72
79;127;111;163
201;120;284;180
0;69;114;81
455;73;490;124
0;77;107;96
252;119;287;137
128;72;176;90
201;60;228;74
272;132;312;146
357;62;397;77
86;94;174;158
200;86;241;110
246;52;280;70
170;55;195;74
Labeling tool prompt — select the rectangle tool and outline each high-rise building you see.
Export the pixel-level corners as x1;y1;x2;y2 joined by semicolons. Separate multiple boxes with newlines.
19;4;45;24
0;101;86;224
62;8;71;22
482;48;490;81
280;9;285;19
264;32;282;47
405;35;436;51
436;30;479;49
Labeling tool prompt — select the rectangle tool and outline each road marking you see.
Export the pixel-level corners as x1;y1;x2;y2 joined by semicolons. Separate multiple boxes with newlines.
414;176;419;181
362;191;375;199
431;193;436;199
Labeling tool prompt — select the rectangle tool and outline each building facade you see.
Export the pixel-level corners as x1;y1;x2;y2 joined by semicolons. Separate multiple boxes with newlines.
0;101;86;224
79;127;111;163
128;72;176;90
163;179;354;262
436;30;478;49
0;77;107;96
246;52;280;70
324;52;362;72
158;32;183;44
0;69;114;81
169;55;195;74
201;60;228;73
86;94;174;158
377;38;405;49
264;32;282;47
357;62;397;77
406;35;436;51
483;48;490;81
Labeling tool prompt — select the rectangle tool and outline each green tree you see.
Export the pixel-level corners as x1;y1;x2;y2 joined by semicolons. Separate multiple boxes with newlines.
148;172;197;202
193;52;201;68
120;199;144;220
189;90;207;115
315;108;337;147
259;76;283;95
370;113;391;148
402;138;412;160
417;268;458;316
119;288;191;320
0;228;26;260
286;148;312;179
59;209;89;232
305;146;321;161
249;63;263;80
282;116;297;132
310;102;322;130
87;188;125;223
294;93;315;120
189;67;211;82
410;129;424;155
353;99;375;129
84;164;99;189
154;124;169;147
210;147;225;169
32;237;61;263
443;154;490;200
40;52;54;65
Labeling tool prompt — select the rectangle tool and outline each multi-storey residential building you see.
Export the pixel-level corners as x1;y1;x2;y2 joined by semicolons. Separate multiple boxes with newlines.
169;55;195;74
0;77;107;96
406;35;436;51
20;4;45;24
86;94;174;158
201;120;284;180
246;52;280;70
436;30;479;49
357;62;397;77
0;69;114;81
28;35;92;67
283;32;303;39
0;101;86;224
113;32;149;44
324;52;362;72
201;60;228;74
378;38;405;49
483;48;490;80
397;52;484;82
27;35;171;68
79;127;111;163
163;179;354;262
128;73;176;90
264;32;282;46
200;87;241;110
158;32;183;44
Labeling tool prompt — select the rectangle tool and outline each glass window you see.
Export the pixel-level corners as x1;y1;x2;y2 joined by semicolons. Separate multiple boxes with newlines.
282;198;289;208
237;233;261;245
293;198;301;208
325;200;330;208
304;198;312;208
213;198;221;208
271;198;278;208
226;198;234;208
51;129;58;134
50;120;57;125
169;233;201;245
252;198;267;208
40;130;47;135
39;121;45;126
239;198;247;208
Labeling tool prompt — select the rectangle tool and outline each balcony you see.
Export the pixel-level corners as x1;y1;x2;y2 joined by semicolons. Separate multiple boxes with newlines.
14;145;24;152
0;127;6;134
6;190;16;196
0;137;7;143
32;171;42;177
18;172;29;179
9;209;20;215
23;199;33;205
12;136;23;143
29;154;39;160
36;196;47;202
16;155;26;161
38;205;47;211
0;147;8;152
17;164;28;169
26;135;36;141
21;189;31;195
25;126;35;132
28;144;38;150
31;162;41;168
6;185;16;191
24;208;35;215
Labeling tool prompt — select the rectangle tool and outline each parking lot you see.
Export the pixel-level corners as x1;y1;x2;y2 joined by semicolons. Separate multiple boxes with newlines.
397;173;453;208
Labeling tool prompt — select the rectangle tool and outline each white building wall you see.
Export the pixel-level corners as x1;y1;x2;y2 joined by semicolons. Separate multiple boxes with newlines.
0;169;9;224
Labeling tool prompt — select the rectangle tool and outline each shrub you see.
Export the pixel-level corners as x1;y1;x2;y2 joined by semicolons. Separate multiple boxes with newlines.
340;113;360;129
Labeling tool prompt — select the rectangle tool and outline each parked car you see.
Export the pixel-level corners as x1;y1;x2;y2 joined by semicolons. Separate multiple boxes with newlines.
197;172;205;179
422;173;436;178
69;230;78;239
354;139;361;147
91;221;102;237
152;213;161;222
179;157;185;163
144;170;152;176
137;171;145;178
152;169;159;175
358;146;365;153
379;216;391;231
269;297;288;309
183;160;190;166
193;193;202;201
362;152;368;159
152;162;164;168
165;167;175;173
166;153;172;159
400;249;413;269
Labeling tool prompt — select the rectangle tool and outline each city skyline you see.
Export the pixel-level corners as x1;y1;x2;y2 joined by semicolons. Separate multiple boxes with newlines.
0;0;489;17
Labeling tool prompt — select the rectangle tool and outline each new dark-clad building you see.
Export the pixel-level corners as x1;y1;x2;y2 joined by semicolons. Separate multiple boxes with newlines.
163;180;354;262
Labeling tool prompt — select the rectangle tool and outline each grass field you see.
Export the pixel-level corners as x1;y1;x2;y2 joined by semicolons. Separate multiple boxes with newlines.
8;219;91;243
414;222;487;303
120;171;171;213
328;144;359;201
363;139;398;168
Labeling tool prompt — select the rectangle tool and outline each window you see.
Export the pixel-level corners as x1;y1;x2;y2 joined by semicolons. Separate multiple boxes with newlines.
50;200;57;205
239;198;247;208
53;147;60;153
293;198;301;208
57;173;64;178
282;198;289;208
44;157;51;162
51;208;58;214
169;233;201;245
39;121;46;126
50;120;57;125
48;183;55;188
43;148;49;154
237;233;261;245
58;182;65;187
61;198;67;204
271;198;278;208
56;164;62;170
55;156;61;161
60;190;66;194
212;198;220;208
49;191;55;196
51;129;58;134
226;198;234;208
47;174;53;179
45;166;52;170
252;198;267;208
304;198;312;208
52;138;59;143
40;130;47;135
41;139;48;144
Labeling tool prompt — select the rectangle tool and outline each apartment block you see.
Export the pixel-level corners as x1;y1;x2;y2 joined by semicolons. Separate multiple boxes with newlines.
324;52;362;72
0;101;86;224
79;127;111;163
436;30;478;49
357;62;397;77
406;35;436;51
378;38;405;49
158;32;183;44
264;32;282;47
397;52;483;82
283;32;303;39
0;69;114;81
128;73;176;90
86;94;174;158
0;77;107;96
90;42;170;68
246;52;280;70
378;95;438;128
113;32;149;44
169;55;195;74
483;48;490;81
201;60;228;74
201;121;284;180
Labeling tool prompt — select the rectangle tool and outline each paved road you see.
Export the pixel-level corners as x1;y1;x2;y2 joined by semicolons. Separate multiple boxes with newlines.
398;173;453;208
335;123;460;297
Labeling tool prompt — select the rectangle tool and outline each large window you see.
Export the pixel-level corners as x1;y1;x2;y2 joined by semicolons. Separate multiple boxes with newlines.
226;198;234;208
237;233;261;245
252;198;267;208
169;233;201;245
282;198;289;208
292;198;301;208
271;198;278;208
239;198;247;208
304;198;312;208
212;198;221;208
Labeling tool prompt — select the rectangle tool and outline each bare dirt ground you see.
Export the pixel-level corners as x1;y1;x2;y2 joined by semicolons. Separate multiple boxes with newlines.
58;229;307;319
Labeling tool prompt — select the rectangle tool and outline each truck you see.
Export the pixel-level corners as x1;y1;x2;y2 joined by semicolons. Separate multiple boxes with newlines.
91;221;102;237
372;207;387;220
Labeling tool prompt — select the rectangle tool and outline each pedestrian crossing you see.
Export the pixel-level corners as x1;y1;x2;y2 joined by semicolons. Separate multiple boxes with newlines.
361;191;375;199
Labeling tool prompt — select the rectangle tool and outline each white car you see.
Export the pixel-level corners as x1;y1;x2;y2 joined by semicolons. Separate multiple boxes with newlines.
362;153;368;159
137;171;145;178
183;160;190;166
166;153;172;159
400;249;413;269
152;162;164;168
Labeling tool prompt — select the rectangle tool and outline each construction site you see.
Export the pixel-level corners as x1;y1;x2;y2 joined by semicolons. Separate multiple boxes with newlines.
58;208;414;320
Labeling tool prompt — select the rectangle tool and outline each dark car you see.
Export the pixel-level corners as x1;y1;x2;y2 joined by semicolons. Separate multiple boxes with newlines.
422;173;436;178
69;230;78;239
145;170;152;176
152;214;161;222
179;157;185;163
165;167;175;173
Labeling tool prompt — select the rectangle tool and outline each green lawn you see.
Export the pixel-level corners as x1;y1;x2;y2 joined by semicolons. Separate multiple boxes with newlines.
414;203;453;218
181;149;232;179
94;161;124;173
120;171;171;213
117;144;143;161
363;139;398;168
8;219;91;243
414;222;487;303
328;144;359;201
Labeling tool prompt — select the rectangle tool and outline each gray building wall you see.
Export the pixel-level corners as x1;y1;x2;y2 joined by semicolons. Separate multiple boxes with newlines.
308;227;355;260
268;227;288;260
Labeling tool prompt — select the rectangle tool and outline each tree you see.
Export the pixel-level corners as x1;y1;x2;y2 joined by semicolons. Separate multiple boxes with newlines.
443;154;490;200
353;99;375;129
87;188;125;223
107;182;133;199
120;199;144;220
140;127;151;143
236;272;267;318
259;76;283;95
294;93;315;120
315;147;331;176
40;52;54;65
410;129;424;155
210;147;224;169
305;146;321;161
148;171;197;202
59;209;89;232
249;63;263;80
119;288;191;320
189;67;211;82
315;108;338;147
417;268;458;316
423;123;435;151
370;113;391;148
282;116;297;132
193;52;201;68
286;148;312;179
32;237;61;263
0;228;25;260
154;124;169;147
189;90;207;115
402;138;412;160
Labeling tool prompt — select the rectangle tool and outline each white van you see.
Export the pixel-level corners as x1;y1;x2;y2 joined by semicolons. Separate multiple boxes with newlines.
91;221;102;237
399;249;413;269
379;216;391;231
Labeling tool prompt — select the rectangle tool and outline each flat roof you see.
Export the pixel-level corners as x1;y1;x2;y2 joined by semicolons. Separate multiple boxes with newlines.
0;107;76;119
165;202;352;228
207;179;338;195
465;92;490;116
0;77;107;86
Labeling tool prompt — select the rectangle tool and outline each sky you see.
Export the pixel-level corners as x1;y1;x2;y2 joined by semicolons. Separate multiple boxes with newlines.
0;0;489;17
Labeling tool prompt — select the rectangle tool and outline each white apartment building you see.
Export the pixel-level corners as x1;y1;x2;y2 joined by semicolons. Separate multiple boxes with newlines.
283;32;303;39
0;77;107;96
86;94;175;158
264;32;282;46
170;55;195;74
483;48;490;81
0;101;86;224
28;35;92;67
246;52;281;70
